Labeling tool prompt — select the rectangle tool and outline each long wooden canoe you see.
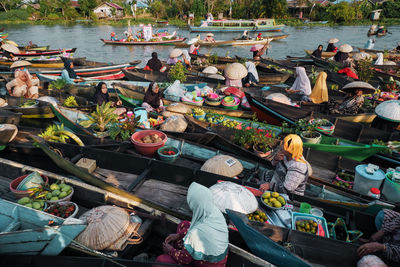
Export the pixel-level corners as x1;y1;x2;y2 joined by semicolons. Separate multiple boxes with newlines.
357;47;400;60
17;45;50;51
1;96;55;119
2;48;76;58
0;59;65;68
100;38;186;45
175;38;272;48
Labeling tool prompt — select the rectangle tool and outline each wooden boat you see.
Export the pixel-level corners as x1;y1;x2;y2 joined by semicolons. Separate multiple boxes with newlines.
374;68;400;81
37;72;126;82
0;110;21;125
357;47;400;59
305;49;337;59
2;48;76;58
17;45;50;51
175;38;272;48
0;157;268;266
0;59;66;68
1;96;55;119
0;197;86;255
189;19;285;32
100;38;186;45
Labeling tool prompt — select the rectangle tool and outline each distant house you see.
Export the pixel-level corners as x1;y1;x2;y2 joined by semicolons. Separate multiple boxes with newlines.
93;2;124;19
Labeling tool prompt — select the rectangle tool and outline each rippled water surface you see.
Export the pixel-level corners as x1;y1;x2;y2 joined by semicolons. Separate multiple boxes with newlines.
5;24;399;66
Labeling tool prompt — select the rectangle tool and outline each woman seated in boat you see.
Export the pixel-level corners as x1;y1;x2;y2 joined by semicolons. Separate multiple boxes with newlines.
311;44;323;58
334;44;352;64
6;71;38;99
285;67;311;102
395;42;400;52
308;72;329;104
94;82;125;115
377;26;386;35
326;38;339;53
110;32;118;41
1;49;18;61
124;31;134;42
167;49;191;70
251;43;269;60
142;82;165;113
357;209;400;266
145;52;163;72
61;60;84;84
259;134;309;196
242;62;259;87
364;38;375;50
190;43;200;55
204;33;215;42
240;30;249;40
256;33;262;41
157;182;229;266
332;88;365;114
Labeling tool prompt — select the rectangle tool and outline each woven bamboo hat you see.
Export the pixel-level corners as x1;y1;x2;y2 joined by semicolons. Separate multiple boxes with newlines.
170;48;183;58
342;81;376;95
224;63;248;80
202;66;218;74
266;93;292;105
75;205;140;251
328;38;339;44
200;155;243;177
166;102;191;114
1;43;19;54
375;100;400;122
10;60;32;69
160;115;188;132
352;52;372;61
339;44;353;53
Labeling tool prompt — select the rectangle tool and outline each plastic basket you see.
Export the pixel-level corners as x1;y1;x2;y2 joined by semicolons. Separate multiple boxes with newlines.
291;212;329;238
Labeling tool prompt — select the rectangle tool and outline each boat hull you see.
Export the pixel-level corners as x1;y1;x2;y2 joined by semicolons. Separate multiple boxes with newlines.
189;25;285;32
101;38;186;45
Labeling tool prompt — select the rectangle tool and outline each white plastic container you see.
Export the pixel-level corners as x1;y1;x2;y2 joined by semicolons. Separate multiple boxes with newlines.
382;173;400;203
353;164;385;196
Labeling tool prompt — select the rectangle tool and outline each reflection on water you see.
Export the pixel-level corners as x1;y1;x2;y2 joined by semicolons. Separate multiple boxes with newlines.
4;24;399;66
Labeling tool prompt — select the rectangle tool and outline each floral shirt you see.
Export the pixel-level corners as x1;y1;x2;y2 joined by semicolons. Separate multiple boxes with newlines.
381;209;400;263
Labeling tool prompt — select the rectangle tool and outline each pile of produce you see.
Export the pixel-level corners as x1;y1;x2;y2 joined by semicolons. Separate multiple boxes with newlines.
193;108;205;117
162;149;176;155
138;134;163;144
19;99;37;108
205;113;224;123
247;210;268;223
44;202;76;218
221;119;241;129
333;171;354;189
46;182;73;201
295;219;318;234
63;96;78;107
17;197;45;210
261;191;286;208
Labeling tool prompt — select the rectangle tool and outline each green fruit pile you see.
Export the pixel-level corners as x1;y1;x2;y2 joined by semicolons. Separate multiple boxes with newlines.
296;219;318;234
221;119;240;129
17;197;45;210
247;210;268;223
193;108;205;116
333;172;354;189
262;191;286;208
46;183;72;201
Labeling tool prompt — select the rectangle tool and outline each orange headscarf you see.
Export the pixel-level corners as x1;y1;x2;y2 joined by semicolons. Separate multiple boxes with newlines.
283;134;306;163
309;72;328;104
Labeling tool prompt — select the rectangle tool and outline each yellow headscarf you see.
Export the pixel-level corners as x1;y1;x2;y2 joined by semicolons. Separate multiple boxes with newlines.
309;72;329;104
283;134;306;163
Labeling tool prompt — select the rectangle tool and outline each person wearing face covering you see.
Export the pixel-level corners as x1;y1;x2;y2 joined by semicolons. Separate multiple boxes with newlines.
61;60;83;84
285;67;311;101
145;52;163;71
156;182;229;266
142;82;165;113
259;134;309;196
309;72;329;104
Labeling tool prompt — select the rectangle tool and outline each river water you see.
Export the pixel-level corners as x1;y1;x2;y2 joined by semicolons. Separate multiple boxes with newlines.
4;23;399;66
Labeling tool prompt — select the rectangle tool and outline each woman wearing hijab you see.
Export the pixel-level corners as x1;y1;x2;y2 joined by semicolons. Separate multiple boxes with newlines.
157;182;229;266
61;60;83;84
94;82;125;114
6;71;39;99
259;134;309;196
145;52;163;71
285;67;311;101
308;72;328;104
142;82;165;113
242;61;259;87
311;45;323;58
326;38;338;53
375;53;384;65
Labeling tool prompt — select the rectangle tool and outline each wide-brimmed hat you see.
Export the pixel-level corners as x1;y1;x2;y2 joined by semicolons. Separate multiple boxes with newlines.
10;60;32;69
224;63;248;80
1;43;19;54
206;33;214;37
342;81;376;95
169;48;183;58
200;155;243;177
352;52;372;61
328;38;339;44
250;44;264;52
187;37;199;45
375;100;400;122
202;66;218;74
339;44;353;53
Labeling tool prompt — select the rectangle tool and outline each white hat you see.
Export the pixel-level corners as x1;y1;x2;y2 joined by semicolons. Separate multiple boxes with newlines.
328;38;339;44
206;33;214;37
169;48;183;58
339;44;353;53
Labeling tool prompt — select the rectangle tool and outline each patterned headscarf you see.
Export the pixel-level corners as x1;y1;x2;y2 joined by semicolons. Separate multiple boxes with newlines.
284;134;306;163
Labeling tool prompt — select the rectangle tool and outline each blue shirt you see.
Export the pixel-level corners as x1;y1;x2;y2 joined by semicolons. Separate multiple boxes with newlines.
61;69;77;84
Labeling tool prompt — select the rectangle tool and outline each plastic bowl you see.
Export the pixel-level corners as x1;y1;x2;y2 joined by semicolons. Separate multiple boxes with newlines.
47;187;74;204
44;201;79;219
10;174;49;199
193;113;206;120
16;172;45;191
131;130;168;157
157;146;180;162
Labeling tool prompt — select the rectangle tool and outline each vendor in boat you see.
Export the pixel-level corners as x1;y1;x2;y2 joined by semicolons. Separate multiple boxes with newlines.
365;38;375;50
311;44;323;58
94;82;125;115
142;82;165;113
167;49;191;69
251;43;268;60
256;33;262;40
334;44;352;64
61;60;84;84
242;62;259;87
1;44;18;61
240;30;249;40
326;38;339;53
224;62;248;88
285;67;311;102
308;72;329;104
259;134;309;196
204;33;215;42
124;31;134;42
371;100;400;132
157;182;229;266
6;70;38;99
357;209;400;266
332;82;375;114
377;26;386;35
110;32;118;41
189;43;200;55
395;42;400;52
145;52;163;72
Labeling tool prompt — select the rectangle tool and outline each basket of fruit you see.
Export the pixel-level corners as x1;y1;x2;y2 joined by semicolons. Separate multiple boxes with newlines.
247;210;269;224
9;172;49;199
46;182;74;204
292;212;329;237
192;108;206;120
333;171;354;189
44;201;79;219
261;191;287;210
131;130;167;157
17;196;47;211
157;146;180;162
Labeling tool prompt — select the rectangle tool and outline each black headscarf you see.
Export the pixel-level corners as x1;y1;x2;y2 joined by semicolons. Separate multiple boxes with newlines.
143;82;162;108
312;45;323;58
146;52;162;71
64;59;77;79
334;51;349;63
94;82;109;105
326;43;336;52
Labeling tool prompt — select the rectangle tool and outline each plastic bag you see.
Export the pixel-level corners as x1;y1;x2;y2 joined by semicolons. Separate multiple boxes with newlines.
328;217;363;242
164;80;184;98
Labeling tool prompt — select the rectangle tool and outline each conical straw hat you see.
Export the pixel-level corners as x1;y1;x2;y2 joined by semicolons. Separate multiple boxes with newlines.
328;38;339;44
352;52;371;61
342;81;375;95
224;63;248;80
1;43;20;54
375;100;400;122
200;155;243;177
202;66;218;74
5;40;18;47
206;33;214;37
0;124;18;143
10;60;32;69
266;93;292;105
250;44;264;52
339;44;353;53
170;48;183;58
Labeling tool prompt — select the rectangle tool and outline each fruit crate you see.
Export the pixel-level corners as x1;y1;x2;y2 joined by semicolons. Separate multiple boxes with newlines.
291;212;329;238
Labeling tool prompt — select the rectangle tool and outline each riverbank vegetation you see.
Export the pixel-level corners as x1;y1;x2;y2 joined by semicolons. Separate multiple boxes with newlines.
0;0;399;27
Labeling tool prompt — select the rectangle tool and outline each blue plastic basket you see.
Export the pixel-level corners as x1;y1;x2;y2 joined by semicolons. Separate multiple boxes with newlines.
291;212;330;238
